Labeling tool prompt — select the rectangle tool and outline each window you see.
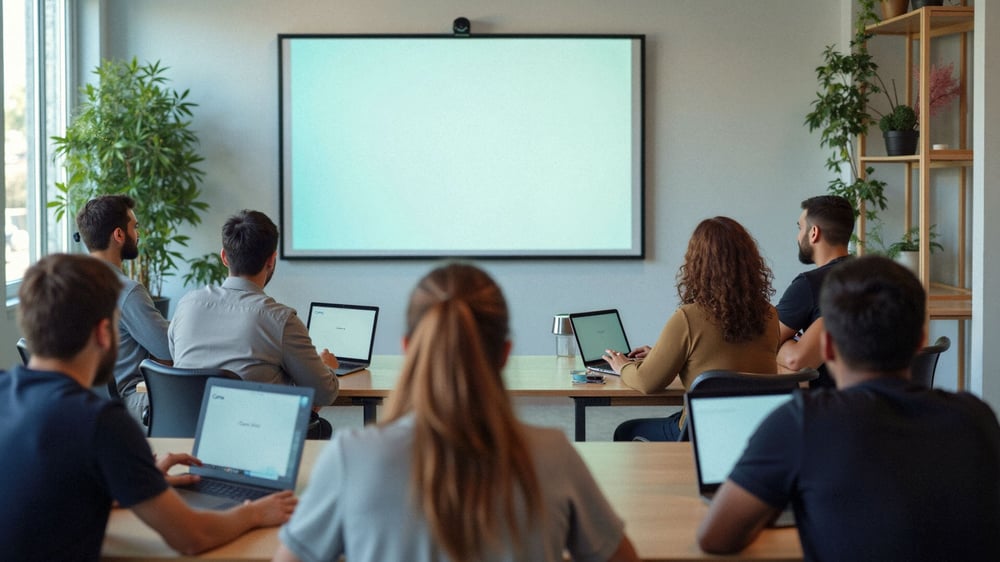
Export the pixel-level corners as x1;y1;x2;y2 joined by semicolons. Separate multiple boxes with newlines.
3;0;69;299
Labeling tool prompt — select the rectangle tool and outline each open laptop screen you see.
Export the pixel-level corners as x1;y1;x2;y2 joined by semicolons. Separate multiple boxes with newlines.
191;379;313;488
569;309;631;362
687;391;793;488
306;303;379;362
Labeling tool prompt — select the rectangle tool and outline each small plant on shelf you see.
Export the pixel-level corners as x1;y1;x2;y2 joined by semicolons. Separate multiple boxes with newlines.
884;225;944;259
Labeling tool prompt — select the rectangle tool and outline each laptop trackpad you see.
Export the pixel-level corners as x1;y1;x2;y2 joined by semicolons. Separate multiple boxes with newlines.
175;487;240;510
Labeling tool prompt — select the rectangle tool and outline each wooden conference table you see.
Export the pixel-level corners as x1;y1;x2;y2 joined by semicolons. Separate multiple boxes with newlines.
101;439;803;561
335;355;685;441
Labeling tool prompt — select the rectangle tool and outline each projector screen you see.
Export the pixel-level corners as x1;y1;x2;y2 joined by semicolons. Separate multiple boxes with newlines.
279;34;645;259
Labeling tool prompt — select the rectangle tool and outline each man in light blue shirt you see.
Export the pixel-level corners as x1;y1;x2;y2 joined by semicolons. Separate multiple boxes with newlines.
169;210;339;437
76;195;171;424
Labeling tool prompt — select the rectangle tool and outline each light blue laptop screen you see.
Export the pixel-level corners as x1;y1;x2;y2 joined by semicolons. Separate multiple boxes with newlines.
572;312;630;362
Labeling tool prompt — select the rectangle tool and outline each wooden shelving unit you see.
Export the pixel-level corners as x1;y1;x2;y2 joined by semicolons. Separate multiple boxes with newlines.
859;6;973;388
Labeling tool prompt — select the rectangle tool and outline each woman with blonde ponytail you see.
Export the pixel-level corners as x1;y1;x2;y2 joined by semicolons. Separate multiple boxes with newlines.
274;263;638;562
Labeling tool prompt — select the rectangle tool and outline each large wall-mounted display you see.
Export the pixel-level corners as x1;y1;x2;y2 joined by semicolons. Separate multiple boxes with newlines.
279;34;645;259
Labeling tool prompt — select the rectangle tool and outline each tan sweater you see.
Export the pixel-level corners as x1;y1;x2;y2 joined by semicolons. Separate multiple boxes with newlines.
620;303;779;395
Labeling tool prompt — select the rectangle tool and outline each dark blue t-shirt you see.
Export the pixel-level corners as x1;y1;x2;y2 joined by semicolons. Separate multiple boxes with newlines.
775;256;850;387
729;377;1000;562
0;366;167;561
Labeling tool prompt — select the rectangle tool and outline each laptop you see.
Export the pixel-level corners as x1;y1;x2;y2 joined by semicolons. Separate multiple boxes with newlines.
686;388;796;527
306;302;379;376
569;309;631;375
175;378;314;510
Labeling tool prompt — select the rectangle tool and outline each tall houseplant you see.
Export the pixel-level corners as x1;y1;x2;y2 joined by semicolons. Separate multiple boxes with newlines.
804;0;888;246
52;58;209;298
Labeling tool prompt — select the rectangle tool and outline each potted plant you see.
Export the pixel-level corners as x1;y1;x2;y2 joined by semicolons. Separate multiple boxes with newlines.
872;77;918;156
885;225;944;272
805;0;888;240
52;57;211;310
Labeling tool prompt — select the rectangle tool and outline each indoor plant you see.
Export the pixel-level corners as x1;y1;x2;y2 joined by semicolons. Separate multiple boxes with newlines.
805;0;888;238
885;225;944;272
52;57;211;303
872;76;918;155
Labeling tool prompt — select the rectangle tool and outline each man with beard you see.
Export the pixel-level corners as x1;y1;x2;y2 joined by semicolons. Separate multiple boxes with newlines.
168;210;339;438
0;254;297;561
76;195;171;423
774;195;853;387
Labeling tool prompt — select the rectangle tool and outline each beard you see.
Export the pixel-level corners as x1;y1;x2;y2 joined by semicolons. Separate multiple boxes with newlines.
92;338;118;388
797;238;814;265
121;232;139;261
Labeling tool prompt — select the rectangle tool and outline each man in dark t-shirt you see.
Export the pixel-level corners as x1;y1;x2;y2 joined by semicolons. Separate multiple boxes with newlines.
775;195;854;387
698;256;1000;561
0;255;297;561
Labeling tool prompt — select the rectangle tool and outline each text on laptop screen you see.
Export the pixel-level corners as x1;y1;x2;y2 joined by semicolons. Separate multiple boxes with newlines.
309;306;377;359
691;394;792;484
573;313;630;361
195;385;309;481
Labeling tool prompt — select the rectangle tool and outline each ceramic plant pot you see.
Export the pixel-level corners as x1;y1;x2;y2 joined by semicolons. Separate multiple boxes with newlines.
884;130;919;156
882;0;910;19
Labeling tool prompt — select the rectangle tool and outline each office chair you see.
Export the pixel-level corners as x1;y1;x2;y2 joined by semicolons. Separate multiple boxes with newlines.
17;337;119;399
677;368;820;441
910;336;951;388
16;337;29;366
139;359;240;438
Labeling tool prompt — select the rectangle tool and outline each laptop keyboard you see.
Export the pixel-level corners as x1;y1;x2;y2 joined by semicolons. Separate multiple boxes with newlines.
189;479;270;503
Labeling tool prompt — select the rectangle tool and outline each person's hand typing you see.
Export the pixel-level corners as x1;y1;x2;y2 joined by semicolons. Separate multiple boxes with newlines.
319;348;339;370
155;452;202;487
626;345;652;359
246;490;298;527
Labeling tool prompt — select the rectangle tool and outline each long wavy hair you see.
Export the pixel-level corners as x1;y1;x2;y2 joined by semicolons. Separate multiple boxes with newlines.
382;263;541;561
676;217;775;343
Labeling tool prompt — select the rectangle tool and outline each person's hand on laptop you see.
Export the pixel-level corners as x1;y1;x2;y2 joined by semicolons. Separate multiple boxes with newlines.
626;345;652;359
155;452;203;487
319;348;339;370
602;349;634;374
245;490;298;527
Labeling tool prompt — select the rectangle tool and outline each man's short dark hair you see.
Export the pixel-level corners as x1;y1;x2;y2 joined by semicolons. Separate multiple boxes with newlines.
76;195;135;251
801;195;855;248
222;210;279;276
820;256;925;372
18;254;122;359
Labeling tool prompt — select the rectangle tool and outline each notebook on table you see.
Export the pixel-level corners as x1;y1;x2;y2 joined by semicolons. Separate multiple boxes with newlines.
306;302;379;376
174;378;314;510
569;309;631;375
685;388;796;527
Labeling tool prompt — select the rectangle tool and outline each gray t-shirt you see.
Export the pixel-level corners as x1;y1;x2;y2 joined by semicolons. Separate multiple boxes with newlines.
168;277;338;405
280;417;625;562
113;268;170;393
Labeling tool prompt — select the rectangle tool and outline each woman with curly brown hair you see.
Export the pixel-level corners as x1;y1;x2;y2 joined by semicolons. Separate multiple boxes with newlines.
605;216;779;441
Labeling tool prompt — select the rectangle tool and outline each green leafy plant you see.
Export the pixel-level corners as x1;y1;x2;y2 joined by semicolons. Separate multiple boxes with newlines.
873;77;918;132
885;225;944;259
182;252;228;288
804;0;888;232
51;57;208;296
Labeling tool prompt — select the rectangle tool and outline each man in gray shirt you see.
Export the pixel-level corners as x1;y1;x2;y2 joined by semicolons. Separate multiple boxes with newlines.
168;210;339;437
76;195;171;424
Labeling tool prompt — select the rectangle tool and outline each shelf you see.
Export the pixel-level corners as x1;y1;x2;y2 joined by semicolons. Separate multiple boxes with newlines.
867;6;973;37
929;296;971;320
860;149;973;168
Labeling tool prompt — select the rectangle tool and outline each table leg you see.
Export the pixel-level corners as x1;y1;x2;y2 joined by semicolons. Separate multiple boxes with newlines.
351;397;382;425
572;397;611;441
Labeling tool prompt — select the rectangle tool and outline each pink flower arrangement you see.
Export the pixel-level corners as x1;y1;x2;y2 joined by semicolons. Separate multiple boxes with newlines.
914;62;962;118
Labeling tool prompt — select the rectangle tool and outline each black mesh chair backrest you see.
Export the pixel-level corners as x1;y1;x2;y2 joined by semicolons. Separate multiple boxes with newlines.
16;338;29;366
139;358;240;437
677;368;820;441
17;337;119;399
910;336;951;388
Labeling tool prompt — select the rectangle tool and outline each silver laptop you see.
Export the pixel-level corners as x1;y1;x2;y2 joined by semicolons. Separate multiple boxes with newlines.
306;302;379;376
569;309;631;375
686;388;796;527
175;378;314;510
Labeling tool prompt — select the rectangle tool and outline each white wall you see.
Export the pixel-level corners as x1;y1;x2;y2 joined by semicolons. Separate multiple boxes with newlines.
94;0;839;359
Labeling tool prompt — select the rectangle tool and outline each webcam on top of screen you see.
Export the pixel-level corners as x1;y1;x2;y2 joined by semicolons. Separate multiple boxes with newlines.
453;17;471;36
